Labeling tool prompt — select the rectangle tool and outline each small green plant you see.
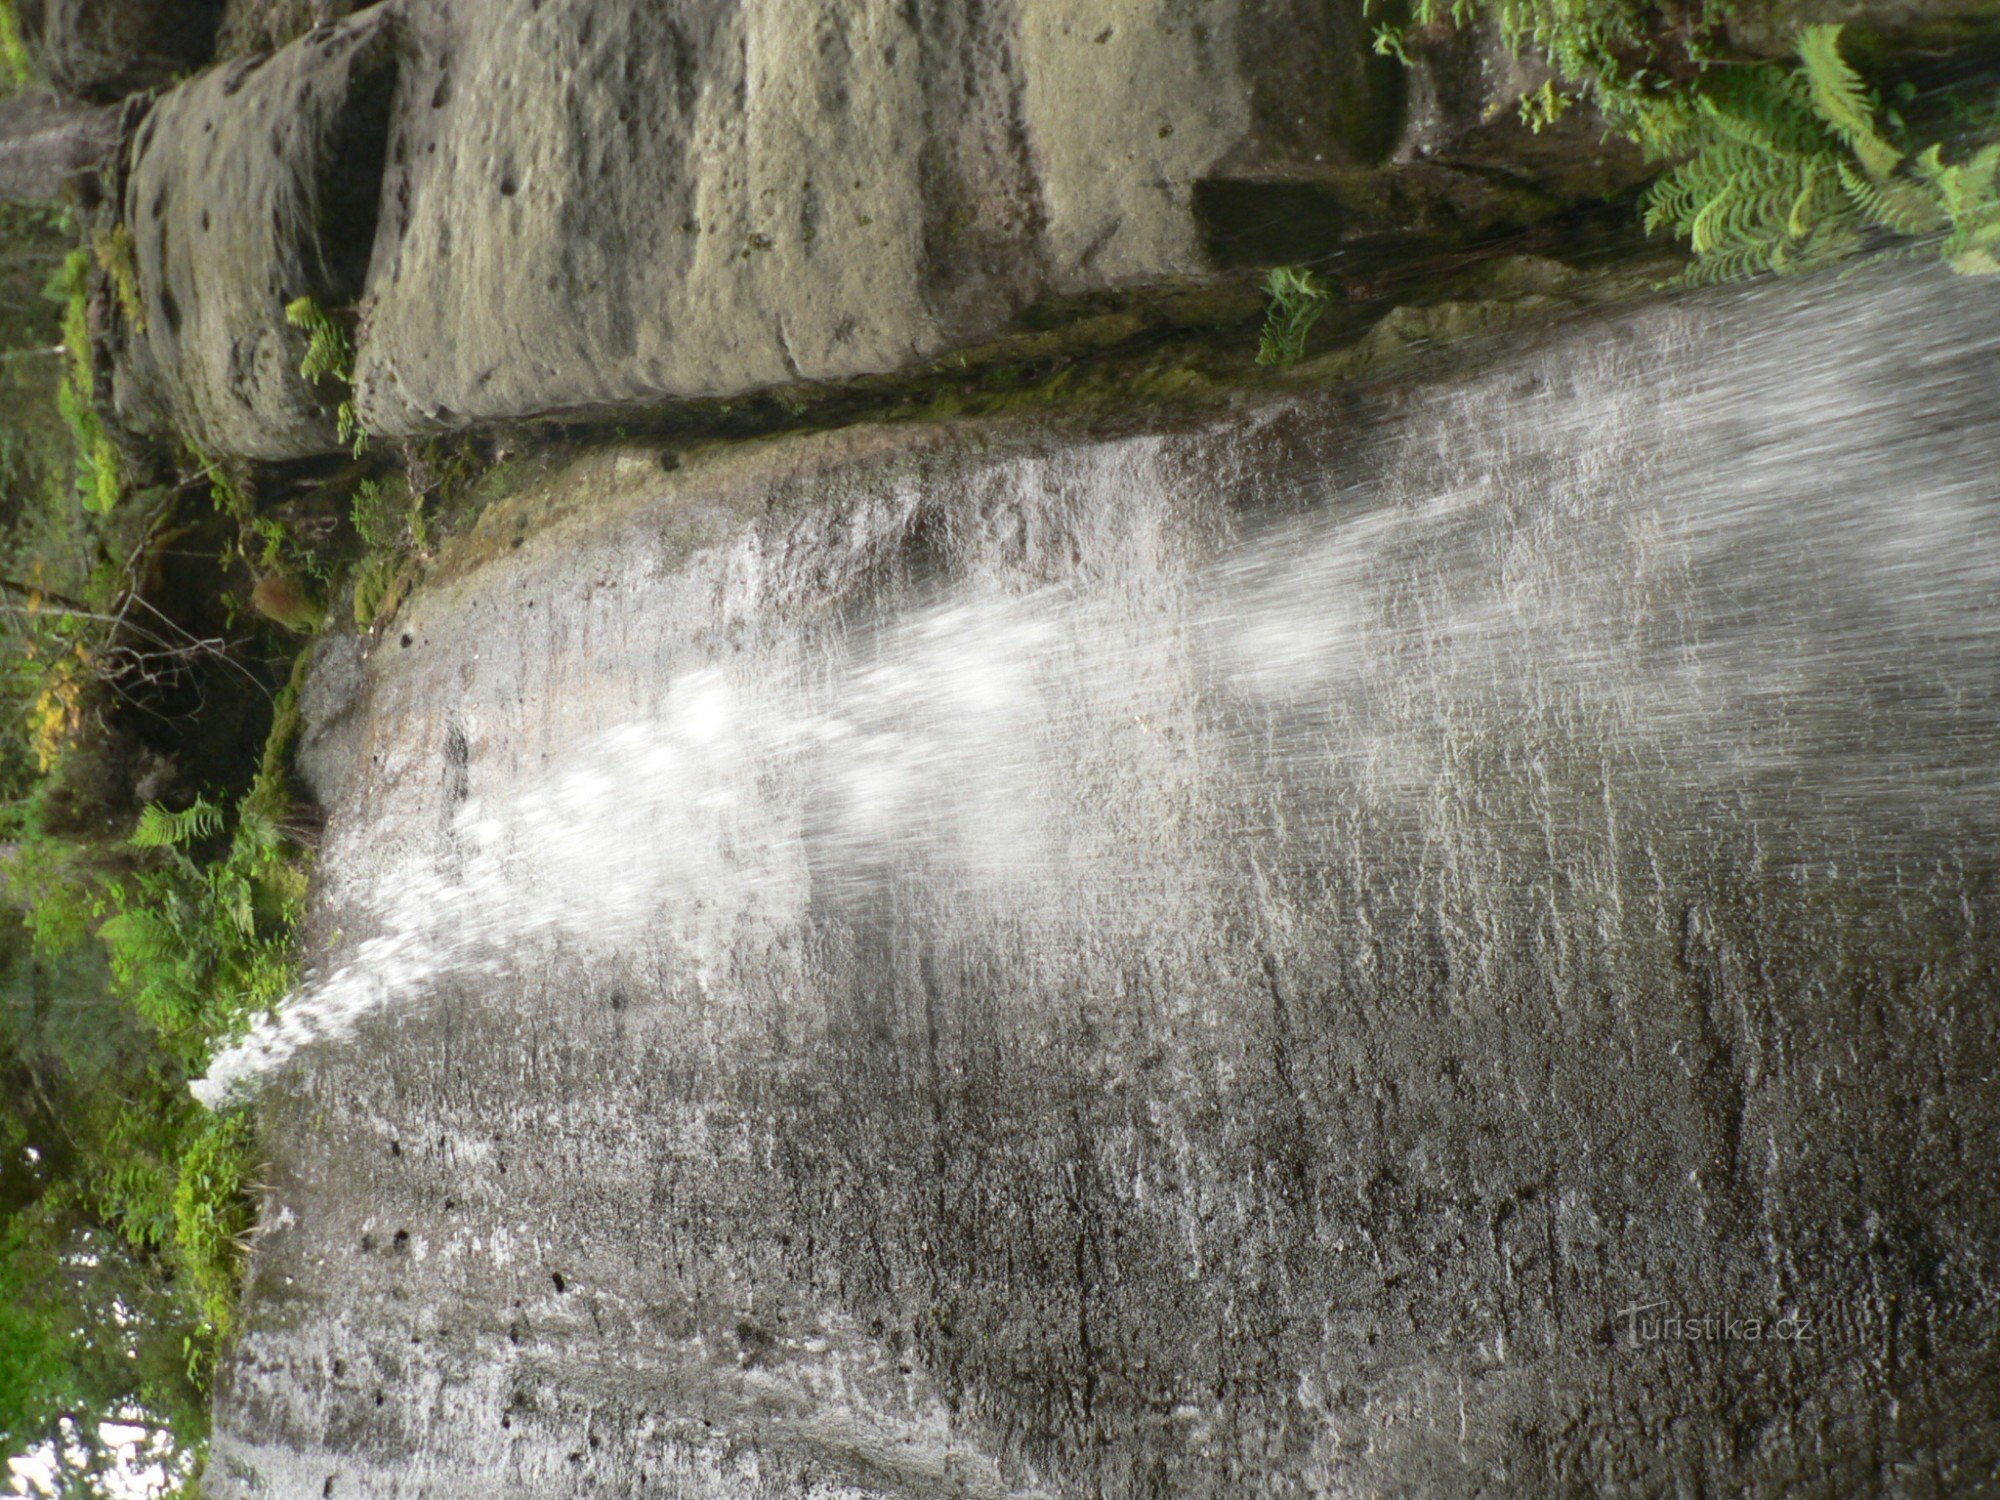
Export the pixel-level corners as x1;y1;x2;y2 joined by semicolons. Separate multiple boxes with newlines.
350;477;397;553
1371;22;1413;66
50;249;122;514
98;792;301;1058
1519;78;1573;134
351;476;427;557
1381;0;1666;100
1256;265;1333;367
284;295;365;456
132;798;225;851
348;477;432;627
90;226;144;333
187;436;251;526
171;1109;259;1341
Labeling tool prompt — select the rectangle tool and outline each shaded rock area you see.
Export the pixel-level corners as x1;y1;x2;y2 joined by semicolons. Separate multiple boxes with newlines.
1726;0;2000;57
0;90;121;205
207;267;2000;1496
215;0;362;60
20;0;223;100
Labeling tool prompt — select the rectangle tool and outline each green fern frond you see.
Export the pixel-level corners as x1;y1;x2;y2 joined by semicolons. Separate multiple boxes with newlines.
1339;5;2000;301
285;295;367;449
1695;104;1784;159
284;296;352;384
1257;266;1332;368
1786;158;1835;238
338;399;365;457
1920;141;2000;274
1519;80;1572;134
132;798;225;851
1836;162;1947;236
1798;25;1901;179
229;808;282;861
98;907;180;966
1372;23;1412;64
1675;242;1774;286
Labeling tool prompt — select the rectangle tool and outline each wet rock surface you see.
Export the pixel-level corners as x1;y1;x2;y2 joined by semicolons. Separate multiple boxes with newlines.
209;268;2000;1496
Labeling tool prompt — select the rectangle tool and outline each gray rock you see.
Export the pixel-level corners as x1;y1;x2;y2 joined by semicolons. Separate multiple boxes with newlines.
215;0;363;60
0;90;121;204
98;0;2000;462
111;9;399;460
112;0;1409;458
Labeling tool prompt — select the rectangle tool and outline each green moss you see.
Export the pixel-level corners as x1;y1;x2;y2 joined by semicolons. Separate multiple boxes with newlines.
245;655;310;827
0;1;32;90
350;552;402;628
172;1109;259;1341
91;226;144;333
48;250;124;515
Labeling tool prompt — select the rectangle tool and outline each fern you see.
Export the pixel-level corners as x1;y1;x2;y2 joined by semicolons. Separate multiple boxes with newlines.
1917;141;2000;273
1798;24;1901;179
284;295;367;456
1383;8;2000;287
351;478;396;553
1519;79;1573;134
1837;162;1945;236
1636;28;1999;284
352;478;431;571
132;797;226;851
1257;266;1332;367
284;296;349;383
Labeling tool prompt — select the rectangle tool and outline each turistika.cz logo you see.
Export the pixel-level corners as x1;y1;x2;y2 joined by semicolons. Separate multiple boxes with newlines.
1616;1300;1816;1348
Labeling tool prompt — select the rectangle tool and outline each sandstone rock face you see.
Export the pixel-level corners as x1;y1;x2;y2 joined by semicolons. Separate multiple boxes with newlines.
205;267;2000;1496
100;0;2000;462
113;0;1409;458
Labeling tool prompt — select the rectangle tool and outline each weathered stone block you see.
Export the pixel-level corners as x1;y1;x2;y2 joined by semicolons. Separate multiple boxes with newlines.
111;10;398;460
113;0;1402;458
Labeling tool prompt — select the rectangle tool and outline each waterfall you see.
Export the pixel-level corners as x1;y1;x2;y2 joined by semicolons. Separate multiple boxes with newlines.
199;264;2000;1107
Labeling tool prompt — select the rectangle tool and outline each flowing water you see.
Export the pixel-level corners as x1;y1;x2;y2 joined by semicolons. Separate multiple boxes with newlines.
209;264;2000;1496
202;264;1999;1105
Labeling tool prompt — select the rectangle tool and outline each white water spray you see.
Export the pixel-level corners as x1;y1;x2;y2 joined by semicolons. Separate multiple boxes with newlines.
195;266;2000;1106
